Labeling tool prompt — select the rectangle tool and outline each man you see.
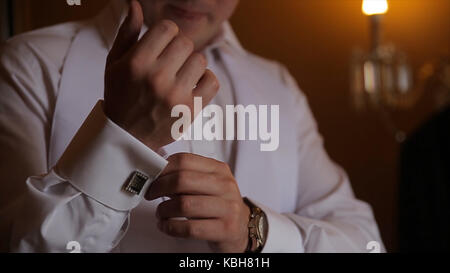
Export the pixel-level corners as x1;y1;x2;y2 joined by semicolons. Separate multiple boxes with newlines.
0;0;384;252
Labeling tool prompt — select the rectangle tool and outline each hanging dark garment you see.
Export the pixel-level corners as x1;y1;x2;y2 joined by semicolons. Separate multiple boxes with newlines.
399;106;450;252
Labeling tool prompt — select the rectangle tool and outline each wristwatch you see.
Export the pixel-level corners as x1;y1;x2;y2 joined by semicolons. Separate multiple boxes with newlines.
243;197;268;253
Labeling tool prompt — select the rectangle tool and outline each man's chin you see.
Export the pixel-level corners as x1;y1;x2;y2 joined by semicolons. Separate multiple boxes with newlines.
175;26;215;51
168;19;209;38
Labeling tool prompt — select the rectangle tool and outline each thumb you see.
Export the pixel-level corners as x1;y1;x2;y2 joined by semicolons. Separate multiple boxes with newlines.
107;0;144;64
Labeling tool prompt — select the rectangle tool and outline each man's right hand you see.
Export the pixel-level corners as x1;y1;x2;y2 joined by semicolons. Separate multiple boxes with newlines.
104;0;219;151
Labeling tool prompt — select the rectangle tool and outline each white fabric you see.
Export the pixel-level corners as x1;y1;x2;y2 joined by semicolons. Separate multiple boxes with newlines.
0;0;384;253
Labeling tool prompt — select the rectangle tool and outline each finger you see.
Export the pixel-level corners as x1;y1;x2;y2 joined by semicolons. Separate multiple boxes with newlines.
107;0;143;64
156;34;195;77
192;69;220;105
156;195;230;219
158;219;226;242
160;153;228;177
176;53;207;91
132;20;179;63
145;170;229;200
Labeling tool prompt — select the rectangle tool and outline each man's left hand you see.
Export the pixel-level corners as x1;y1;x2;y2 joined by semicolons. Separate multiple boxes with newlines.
145;153;251;253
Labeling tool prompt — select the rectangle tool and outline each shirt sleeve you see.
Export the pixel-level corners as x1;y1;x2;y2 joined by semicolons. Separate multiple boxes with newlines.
0;38;168;252
7;101;167;253
257;65;385;253
249;199;304;253
4;101;168;253
56;101;168;212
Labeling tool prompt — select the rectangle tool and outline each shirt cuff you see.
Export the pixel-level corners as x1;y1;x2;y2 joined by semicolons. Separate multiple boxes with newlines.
55;100;168;211
248;199;305;253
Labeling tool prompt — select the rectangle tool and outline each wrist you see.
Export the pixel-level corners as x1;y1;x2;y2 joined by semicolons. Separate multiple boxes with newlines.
239;202;252;253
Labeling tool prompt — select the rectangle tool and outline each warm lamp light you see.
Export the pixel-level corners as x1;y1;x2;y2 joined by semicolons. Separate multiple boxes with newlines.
352;0;449;143
362;0;389;52
362;0;389;16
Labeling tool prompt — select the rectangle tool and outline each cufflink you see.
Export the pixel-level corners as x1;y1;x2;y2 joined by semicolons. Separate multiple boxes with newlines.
123;171;149;195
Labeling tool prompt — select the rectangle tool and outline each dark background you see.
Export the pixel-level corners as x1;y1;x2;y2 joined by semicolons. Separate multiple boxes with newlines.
5;0;450;252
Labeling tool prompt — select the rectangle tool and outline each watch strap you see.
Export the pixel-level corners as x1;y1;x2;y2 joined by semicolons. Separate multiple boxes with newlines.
243;197;266;253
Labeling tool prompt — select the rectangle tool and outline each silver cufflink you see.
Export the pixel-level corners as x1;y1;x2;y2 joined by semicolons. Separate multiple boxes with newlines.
123;171;149;195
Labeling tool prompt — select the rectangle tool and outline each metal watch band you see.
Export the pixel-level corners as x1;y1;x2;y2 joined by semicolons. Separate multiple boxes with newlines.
243;197;266;253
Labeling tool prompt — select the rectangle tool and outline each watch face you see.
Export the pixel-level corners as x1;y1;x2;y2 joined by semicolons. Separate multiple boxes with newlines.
256;214;267;242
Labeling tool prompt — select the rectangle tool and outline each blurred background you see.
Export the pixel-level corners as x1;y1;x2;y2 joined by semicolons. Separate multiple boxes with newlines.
1;0;449;252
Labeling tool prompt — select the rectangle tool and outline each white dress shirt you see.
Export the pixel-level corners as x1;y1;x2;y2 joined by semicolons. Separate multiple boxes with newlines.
0;0;385;253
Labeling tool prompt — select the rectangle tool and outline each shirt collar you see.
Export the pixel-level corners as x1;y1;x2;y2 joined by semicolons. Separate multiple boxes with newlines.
205;21;246;56
98;0;245;56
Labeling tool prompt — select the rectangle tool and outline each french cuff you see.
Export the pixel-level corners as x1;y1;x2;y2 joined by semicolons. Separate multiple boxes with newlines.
55;100;168;212
248;199;305;253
